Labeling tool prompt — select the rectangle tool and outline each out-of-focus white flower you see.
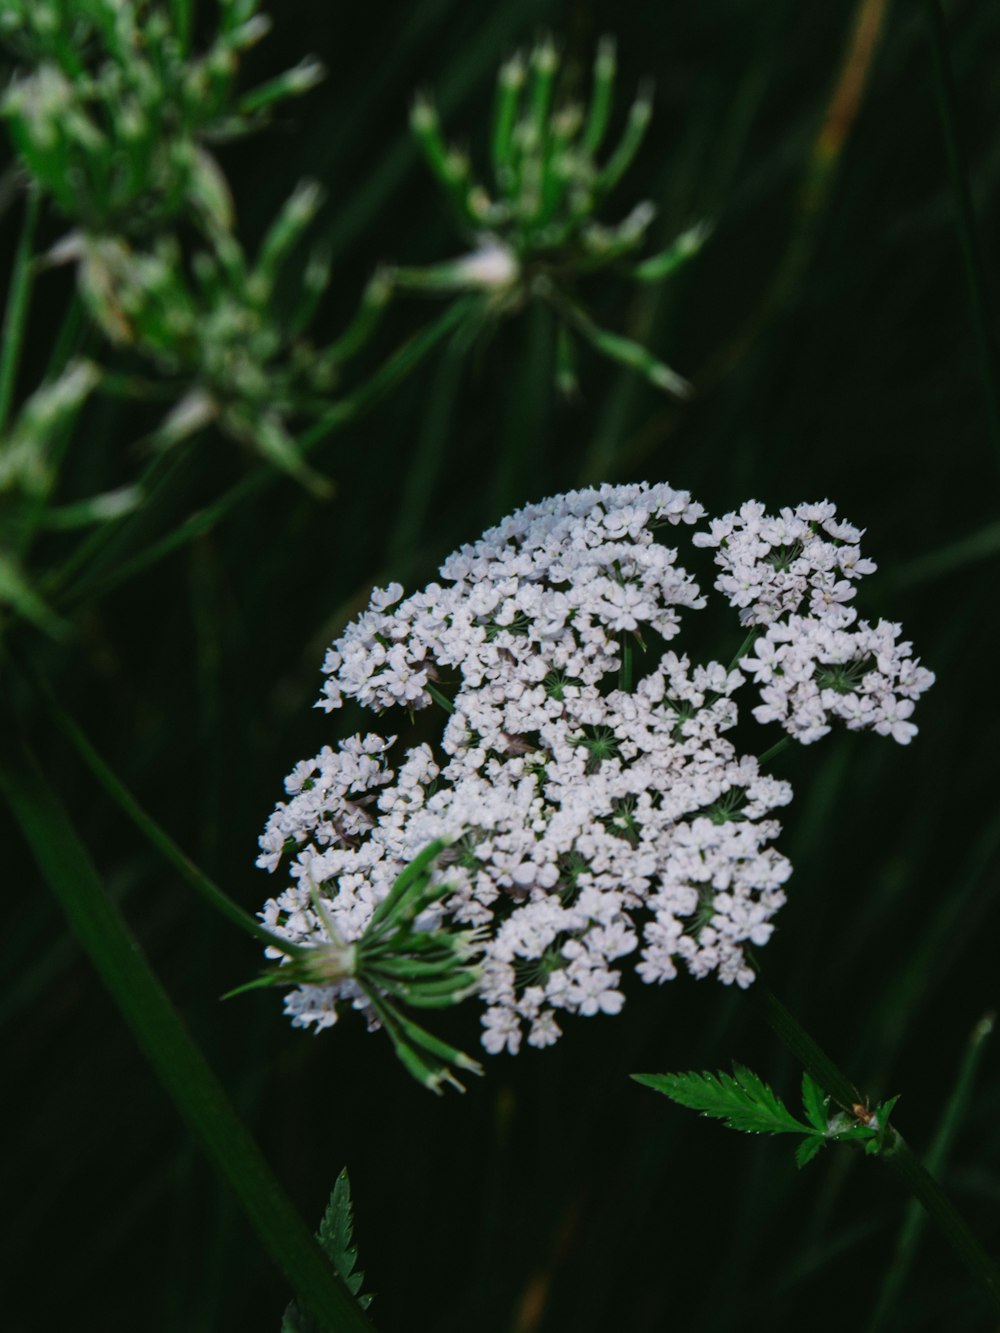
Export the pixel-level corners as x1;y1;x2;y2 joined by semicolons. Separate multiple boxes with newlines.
452;240;520;290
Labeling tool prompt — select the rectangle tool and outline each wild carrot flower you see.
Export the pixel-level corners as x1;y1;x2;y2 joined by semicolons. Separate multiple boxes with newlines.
255;484;933;1084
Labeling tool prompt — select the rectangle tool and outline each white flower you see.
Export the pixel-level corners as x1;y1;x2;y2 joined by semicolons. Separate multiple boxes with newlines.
452;240;520;290
256;484;932;1062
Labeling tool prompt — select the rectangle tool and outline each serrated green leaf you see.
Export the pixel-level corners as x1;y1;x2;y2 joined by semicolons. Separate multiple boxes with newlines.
794;1135;826;1169
801;1072;830;1134
632;1065;811;1137
282;1169;372;1330
316;1170;372;1308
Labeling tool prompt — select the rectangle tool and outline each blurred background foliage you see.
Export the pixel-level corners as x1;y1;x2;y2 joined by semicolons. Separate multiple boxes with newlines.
2;0;1000;1329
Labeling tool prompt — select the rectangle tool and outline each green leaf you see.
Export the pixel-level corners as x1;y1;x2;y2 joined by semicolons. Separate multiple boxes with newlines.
794;1135;826;1169
632;1065;812;1137
801;1072;830;1134
283;1170;372;1330
877;1094;901;1131
317;1171;373;1309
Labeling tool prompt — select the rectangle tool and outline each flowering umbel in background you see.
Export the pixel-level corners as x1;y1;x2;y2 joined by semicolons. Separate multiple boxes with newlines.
253;484;934;1088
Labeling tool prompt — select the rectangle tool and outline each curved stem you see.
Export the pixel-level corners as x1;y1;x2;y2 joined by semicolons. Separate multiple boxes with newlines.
0;737;372;1333
751;957;1000;1314
869;1014;994;1330
15;655;304;957
880;1133;1000;1313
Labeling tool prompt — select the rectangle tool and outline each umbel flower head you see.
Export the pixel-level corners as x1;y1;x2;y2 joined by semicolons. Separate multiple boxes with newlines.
396;39;709;400
254;484;934;1089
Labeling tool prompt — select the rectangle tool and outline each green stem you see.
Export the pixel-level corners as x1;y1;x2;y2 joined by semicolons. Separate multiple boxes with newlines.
923;0;1000;478
619;633;633;692
427;683;455;714
880;1134;1000;1314
726;628;760;674
752;959;1000;1314
0;739;373;1333
757;736;792;767
869;1014;995;1330
0;185;40;434
43;446;191;598
749;959;860;1109
33;675;304;956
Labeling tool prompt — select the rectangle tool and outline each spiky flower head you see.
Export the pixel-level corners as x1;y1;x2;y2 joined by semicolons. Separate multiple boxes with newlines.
398;39;710;399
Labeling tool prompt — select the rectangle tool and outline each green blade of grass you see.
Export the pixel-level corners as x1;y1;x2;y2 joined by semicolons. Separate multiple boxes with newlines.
751;955;1000;1315
923;0;1000;478
0;184;40;434
25;670;302;955
387;336;464;565
0;738;373;1333
868;1014;995;1331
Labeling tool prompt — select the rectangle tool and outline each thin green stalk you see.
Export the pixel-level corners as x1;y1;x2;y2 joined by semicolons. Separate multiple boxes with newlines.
171;0;193;53
726;629;760;674
427;683;455;714
44;446;192;597
752;960;1000;1314
31;668;299;956
750;960;860;1109
490;304;551;515
869;1014;994;1331
0;185;41;434
924;0;1000;477
17;299;93;560
0;739;373;1333
387;337;464;565
882;519;1000;592
619;634;633;692
758;736;792;767
59;301;473;607
879;1137;1000;1314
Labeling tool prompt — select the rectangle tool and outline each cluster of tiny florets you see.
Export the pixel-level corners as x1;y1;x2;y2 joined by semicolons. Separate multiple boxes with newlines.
693;500;934;744
257;484;932;1054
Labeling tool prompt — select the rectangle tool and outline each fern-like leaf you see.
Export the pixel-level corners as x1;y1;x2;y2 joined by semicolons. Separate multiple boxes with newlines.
317;1170;372;1309
281;1168;372;1331
632;1064;812;1136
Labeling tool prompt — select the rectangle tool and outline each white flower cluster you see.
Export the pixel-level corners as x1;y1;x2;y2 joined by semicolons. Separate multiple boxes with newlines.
317;482;706;714
257;484;931;1056
694;500;935;745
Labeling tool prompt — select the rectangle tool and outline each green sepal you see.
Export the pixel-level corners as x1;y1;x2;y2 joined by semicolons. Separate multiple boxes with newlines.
366;838;448;929
632;221;711;283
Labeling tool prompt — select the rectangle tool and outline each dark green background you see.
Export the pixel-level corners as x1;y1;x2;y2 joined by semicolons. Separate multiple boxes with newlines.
3;1;999;1329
